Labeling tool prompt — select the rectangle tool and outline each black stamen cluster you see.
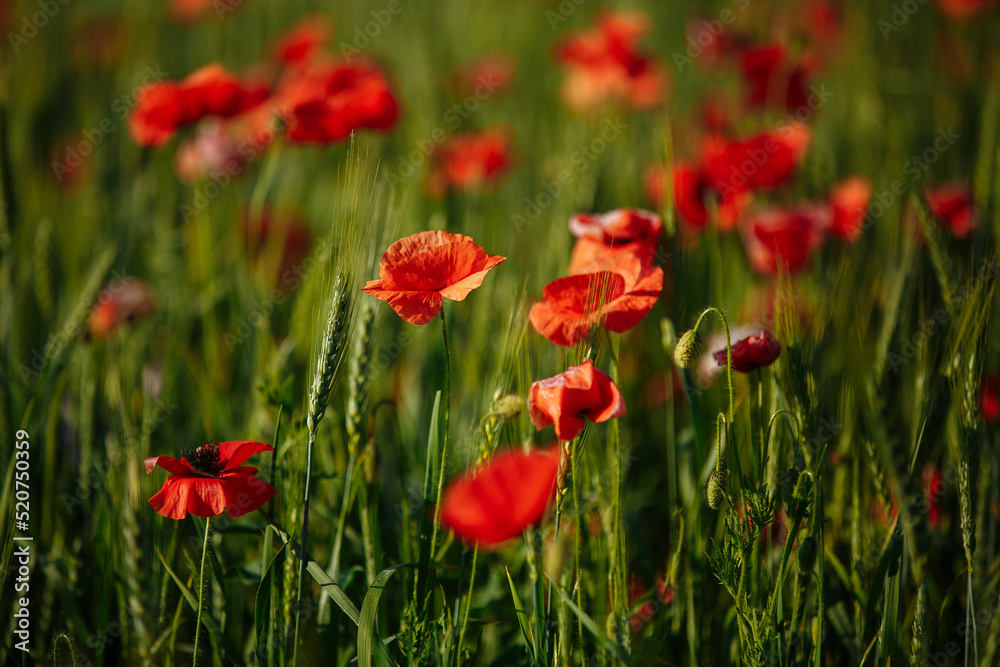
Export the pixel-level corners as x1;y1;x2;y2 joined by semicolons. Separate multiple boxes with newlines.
182;443;223;475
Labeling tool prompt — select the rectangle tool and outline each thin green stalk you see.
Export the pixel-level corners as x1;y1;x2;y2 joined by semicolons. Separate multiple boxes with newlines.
455;546;479;666
692;307;735;424
428;307;452;568
192;517;212;667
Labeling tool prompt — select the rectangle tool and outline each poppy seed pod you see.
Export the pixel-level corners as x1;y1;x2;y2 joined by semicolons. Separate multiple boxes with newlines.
793;472;813;516
706;469;727;510
673;329;702;368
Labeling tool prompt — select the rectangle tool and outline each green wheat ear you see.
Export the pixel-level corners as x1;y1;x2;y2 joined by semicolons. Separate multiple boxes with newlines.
307;274;352;434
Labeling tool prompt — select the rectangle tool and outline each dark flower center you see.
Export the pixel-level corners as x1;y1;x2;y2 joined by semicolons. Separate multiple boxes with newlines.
182;443;224;475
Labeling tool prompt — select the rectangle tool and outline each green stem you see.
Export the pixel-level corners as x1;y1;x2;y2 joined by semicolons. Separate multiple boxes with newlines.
428;308;452;565
192;516;212;667
692;307;735;424
456;546;479;666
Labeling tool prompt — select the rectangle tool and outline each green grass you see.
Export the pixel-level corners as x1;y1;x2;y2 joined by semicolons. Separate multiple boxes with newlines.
2;1;1000;665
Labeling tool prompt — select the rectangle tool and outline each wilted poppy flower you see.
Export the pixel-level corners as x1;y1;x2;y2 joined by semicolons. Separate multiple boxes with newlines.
980;372;998;425
737;44;813;112
828;176;872;243
924;185;976;238
741;205;828;275
88;278;157;338
713;328;781;373
531;252;663;346
555;10;665;112
452;53;515;99
529;360;626;441
128;64;269;147
270;14;332;65
363;231;506;325
703;123;812;197
279;59;399;144
567;208;663;272
145;441;276;520
440;446;561;547
424;127;515;198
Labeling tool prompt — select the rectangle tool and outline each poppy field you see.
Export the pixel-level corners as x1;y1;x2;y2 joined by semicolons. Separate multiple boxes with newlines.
3;0;1000;665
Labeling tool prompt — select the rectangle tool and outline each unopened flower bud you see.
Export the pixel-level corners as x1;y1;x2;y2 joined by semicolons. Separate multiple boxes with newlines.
706;469;728;510
673;329;703;368
780;468;800;507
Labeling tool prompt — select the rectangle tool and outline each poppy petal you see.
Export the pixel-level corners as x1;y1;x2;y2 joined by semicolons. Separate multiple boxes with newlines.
441;446;561;546
219;440;273;470
149;475;224;520
362;281;445;325
217;471;276;517
145;456;193;475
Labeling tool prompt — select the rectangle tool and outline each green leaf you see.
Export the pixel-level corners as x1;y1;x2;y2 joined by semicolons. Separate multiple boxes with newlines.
155;548;236;664
877;532;902;666
548;575;632;665
506;567;535;661
255;544;286;664
358;563;415;667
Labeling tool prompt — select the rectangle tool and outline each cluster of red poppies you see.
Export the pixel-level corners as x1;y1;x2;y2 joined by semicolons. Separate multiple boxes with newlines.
129;14;399;156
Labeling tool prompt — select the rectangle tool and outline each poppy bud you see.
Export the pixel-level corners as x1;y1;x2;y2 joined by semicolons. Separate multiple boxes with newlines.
493;393;525;422
797;535;817;572
706;469;728;510
780;468;800;507
793;472;812;516
673;329;703;368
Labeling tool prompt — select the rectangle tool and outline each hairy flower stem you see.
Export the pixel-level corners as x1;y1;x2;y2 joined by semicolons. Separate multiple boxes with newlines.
192;516;211;667
428;308;451;564
691;307;735;424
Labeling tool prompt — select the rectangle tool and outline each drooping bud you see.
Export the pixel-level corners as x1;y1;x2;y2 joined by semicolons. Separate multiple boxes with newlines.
706;469;728;510
673;329;703;368
780;468;800;507
792;472;813;516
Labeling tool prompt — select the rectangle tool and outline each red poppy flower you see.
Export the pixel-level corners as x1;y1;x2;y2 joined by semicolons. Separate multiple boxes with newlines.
128;64;269;147
737;44;813;112
424;127;515;198
828;176;872;243
530;252;663;346
703;123;812;197
667;163;709;227
980;372;998;425
529;360;626;441
279;59;399;144
567;208;663;272
88;279;157;339
363;231;506;325
270;14;331;65
170;0;242;24
683;17;740;71
452;53;515;99
741;205;828;275
440;446;561;547
924;185;976;238
555;10;665;112
937;0;994;20
145;441;276;520
713;328;781;373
